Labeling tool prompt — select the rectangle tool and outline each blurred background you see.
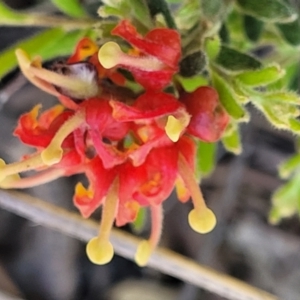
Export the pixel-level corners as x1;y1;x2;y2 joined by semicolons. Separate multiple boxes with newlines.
1;0;300;299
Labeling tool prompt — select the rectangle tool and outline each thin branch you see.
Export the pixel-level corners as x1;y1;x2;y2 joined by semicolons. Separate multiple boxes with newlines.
0;74;27;109
0;291;23;300
0;190;278;300
0;15;98;30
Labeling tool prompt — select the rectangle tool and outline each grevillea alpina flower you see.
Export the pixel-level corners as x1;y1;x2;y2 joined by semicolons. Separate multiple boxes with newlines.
98;20;181;90
181;86;230;142
0;20;229;267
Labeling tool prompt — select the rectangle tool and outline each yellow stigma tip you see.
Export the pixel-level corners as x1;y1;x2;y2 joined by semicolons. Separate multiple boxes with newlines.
98;42;122;69
135;240;152;267
41;147;63;166
86;237;114;265
165;115;184;142
188;208;217;234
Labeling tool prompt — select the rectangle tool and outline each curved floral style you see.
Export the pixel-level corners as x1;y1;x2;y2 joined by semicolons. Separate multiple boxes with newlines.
0;20;229;266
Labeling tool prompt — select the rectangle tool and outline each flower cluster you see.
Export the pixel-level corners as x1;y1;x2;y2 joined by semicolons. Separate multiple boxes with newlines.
0;20;229;266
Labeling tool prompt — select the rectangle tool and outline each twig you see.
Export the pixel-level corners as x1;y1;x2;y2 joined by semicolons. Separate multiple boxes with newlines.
0;291;23;300
0;74;27;109
0;15;98;30
0;190;278;300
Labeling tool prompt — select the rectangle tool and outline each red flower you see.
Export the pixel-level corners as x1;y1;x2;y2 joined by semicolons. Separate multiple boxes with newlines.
98;20;181;90
110;90;182;121
112;20;181;68
14;104;70;148
109;90;190;165
0;21;228;267
181;86;229;142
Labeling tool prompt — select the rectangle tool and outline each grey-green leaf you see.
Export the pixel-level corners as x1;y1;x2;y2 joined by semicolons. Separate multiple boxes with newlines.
201;0;224;19
236;0;297;23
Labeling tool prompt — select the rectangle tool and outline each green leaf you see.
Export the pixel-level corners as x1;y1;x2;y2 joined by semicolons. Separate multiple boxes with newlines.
250;90;300;132
215;46;262;72
277;18;300;46
268;207;282;225
196;141;216;177
261;105;288;128
129;0;153;29
0;29;64;78
0;1;28;24
253;100;297;130
98;5;123;18
46;30;90;58
172;0;201;30
295;137;300;152
131;207;147;233
176;74;208;92
243;14;264;42
269;174;300;224
235;64;285;87
236;0;297;23
204;36;221;60
97;21;119;39
201;0;224;19
278;154;300;179
51;0;87;18
0;28;85;79
146;0;177;28
288;118;300;134
266;59;300;91
222;124;242;154
212;72;249;120
289;66;300;91
263;91;300;106
232;82;250;104
220;23;230;44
